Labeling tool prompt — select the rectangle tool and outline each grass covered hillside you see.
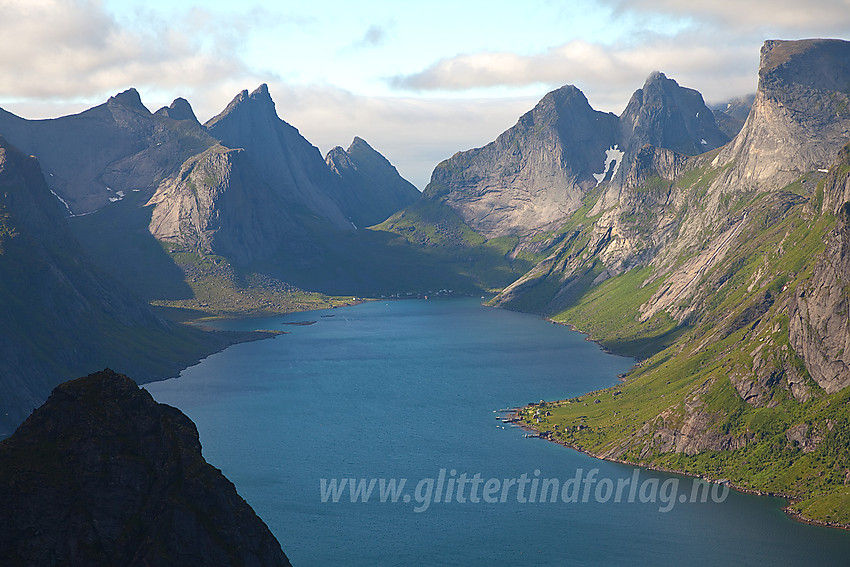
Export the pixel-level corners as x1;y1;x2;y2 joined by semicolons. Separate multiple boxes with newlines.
515;144;850;527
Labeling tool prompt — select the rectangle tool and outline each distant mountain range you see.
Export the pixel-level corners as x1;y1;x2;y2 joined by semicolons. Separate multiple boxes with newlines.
2;37;850;536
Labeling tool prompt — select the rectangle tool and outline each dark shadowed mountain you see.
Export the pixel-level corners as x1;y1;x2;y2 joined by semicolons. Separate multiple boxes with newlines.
0;88;216;215
204;84;354;231
0;136;252;436
0;370;292;567
326;136;421;227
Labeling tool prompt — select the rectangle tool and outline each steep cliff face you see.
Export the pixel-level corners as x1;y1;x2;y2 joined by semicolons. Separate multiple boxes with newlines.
0;136;241;435
423;85;619;238
715;39;850;190
325;136;421;227
0;370;292;567
416;73;728;240
789;146;850;394
147;143;307;264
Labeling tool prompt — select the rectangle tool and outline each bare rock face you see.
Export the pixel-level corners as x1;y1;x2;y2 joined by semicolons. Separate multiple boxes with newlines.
424;73;730;240
147;144;305;263
822;143;850;215
789;199;850;393
716;39;850;190
325;136;421;227
787;142;850;394
0;370;292;567
619;71;729;158
423;85;620;238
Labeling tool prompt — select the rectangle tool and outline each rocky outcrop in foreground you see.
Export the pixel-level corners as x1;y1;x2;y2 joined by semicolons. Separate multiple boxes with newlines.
0;370;292;567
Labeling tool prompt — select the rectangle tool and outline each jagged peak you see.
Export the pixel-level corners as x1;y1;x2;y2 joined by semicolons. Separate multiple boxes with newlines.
155;97;198;123
634;71;696;99
204;84;277;129
325;145;355;174
108;88;150;114
348;136;372;152
251;83;271;99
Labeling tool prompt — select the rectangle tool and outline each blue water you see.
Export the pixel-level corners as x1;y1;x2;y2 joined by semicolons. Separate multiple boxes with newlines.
146;298;850;566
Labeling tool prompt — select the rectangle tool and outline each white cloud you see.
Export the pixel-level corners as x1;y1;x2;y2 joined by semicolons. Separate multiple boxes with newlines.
390;35;759;112
0;0;261;101
602;0;850;32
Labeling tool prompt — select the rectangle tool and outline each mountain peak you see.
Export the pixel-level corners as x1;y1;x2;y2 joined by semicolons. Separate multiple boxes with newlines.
619;71;728;156
326;137;420;227
205;84;278;130
108;88;149;113
348;136;384;158
537;84;590;111
155;97;198;123
251;83;271;99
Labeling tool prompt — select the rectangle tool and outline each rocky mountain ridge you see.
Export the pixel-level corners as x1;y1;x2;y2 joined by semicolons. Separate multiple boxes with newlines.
325;136;421;228
418;71;728;240
0;83;420;268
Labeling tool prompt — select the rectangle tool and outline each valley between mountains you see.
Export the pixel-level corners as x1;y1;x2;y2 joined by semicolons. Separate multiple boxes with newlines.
3;37;850;530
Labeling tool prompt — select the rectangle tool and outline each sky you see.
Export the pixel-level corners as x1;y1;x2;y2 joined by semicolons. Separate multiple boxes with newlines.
2;1;850;188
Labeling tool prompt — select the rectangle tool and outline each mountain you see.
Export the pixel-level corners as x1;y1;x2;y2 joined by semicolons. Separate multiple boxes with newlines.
325;136;421;227
203;84;354;232
495;38;850;526
423;85;619;238
712;94;756;138
413;73;728;241
0;88;215;215
619;71;729;158
0;136;252;436
0;369;292;566
717;39;850;190
0;84;428;304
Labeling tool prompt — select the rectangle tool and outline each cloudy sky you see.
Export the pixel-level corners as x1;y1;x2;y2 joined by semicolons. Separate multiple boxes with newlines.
2;0;849;188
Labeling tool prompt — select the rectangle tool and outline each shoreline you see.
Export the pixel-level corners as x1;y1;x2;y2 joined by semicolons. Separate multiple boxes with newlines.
510;404;850;532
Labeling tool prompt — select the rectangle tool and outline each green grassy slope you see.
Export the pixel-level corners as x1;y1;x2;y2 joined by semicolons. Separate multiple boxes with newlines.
513;156;850;526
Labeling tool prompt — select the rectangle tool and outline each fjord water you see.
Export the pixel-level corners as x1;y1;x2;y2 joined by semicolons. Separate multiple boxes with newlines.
146;298;850;566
